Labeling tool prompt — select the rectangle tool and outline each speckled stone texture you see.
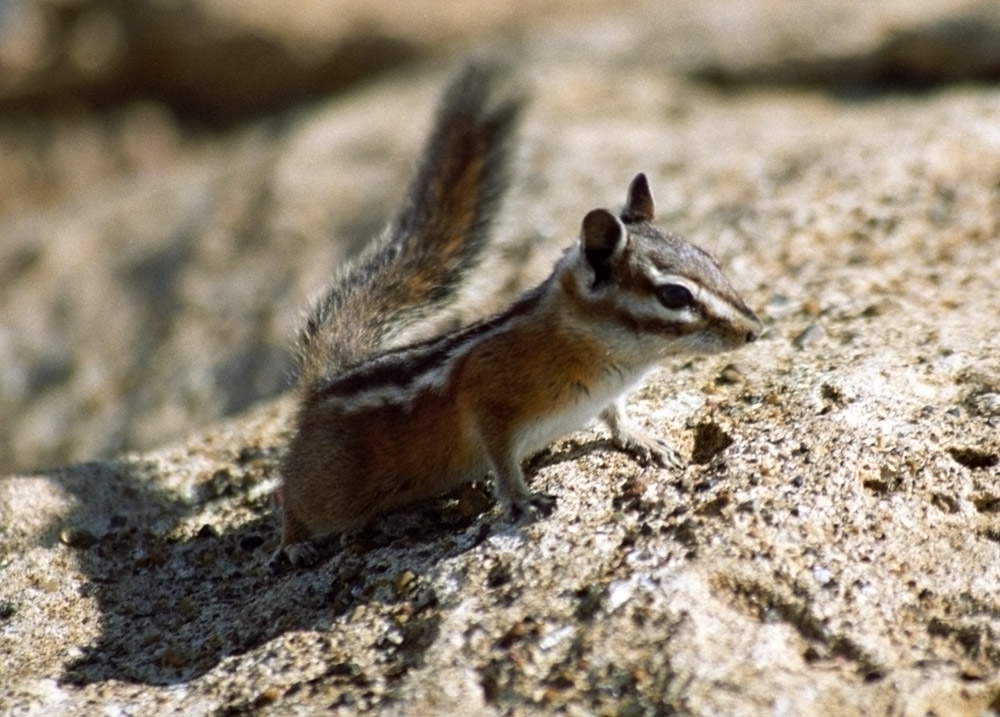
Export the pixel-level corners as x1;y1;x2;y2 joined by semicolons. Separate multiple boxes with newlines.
2;1;999;715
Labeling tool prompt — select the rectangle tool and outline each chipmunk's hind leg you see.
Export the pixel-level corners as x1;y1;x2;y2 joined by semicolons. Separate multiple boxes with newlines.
486;447;556;522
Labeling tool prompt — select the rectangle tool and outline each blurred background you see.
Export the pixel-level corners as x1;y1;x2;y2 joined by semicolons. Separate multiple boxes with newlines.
2;0;999;474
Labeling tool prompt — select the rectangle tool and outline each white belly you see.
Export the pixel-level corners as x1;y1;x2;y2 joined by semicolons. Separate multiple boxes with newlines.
513;369;647;459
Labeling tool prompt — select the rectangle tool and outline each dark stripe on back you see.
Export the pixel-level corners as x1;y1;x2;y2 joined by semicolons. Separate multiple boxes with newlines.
314;277;552;401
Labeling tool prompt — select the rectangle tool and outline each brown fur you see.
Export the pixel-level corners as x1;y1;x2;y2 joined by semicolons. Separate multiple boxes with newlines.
282;387;480;538
280;289;614;543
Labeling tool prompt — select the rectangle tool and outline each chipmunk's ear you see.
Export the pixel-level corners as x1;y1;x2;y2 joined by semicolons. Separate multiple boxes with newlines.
581;208;627;284
621;172;655;223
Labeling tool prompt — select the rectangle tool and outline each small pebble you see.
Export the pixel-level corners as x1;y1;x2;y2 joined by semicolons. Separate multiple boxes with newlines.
607;579;634;611
970;392;1000;417
59;528;97;549
394;570;416;597
800;297;821;316
793;321;824;349
716;364;744;385
764;293;795;319
383;628;404;646
456;484;491;518
812;565;832;584
257;687;281;705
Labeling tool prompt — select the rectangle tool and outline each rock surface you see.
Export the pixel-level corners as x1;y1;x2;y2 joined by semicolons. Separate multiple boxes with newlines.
2;1;1000;715
5;0;1000;476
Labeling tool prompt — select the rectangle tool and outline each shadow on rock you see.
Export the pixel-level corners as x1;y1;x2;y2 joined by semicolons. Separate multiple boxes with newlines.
52;444;500;686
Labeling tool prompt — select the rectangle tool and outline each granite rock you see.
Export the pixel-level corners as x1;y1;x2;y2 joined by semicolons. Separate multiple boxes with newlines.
2;2;1000;715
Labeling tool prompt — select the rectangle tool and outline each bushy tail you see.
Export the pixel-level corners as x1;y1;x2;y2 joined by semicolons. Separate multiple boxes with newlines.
297;61;526;391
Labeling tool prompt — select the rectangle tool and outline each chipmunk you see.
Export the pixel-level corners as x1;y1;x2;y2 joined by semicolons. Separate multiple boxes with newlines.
273;63;763;569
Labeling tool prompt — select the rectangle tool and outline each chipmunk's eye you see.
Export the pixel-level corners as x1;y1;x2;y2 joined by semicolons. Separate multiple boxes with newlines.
657;283;695;310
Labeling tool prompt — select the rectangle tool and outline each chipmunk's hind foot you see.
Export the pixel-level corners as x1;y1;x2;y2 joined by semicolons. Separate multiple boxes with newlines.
268;541;321;573
506;492;557;523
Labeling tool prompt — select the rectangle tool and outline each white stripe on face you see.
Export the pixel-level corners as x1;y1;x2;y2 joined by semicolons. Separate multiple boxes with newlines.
697;286;750;327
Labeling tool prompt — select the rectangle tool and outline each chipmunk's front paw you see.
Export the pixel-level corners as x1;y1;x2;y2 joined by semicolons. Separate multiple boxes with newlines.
612;430;683;469
507;492;557;522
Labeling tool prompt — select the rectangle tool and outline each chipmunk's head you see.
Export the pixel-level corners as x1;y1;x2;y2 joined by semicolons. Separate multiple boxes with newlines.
567;173;763;358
